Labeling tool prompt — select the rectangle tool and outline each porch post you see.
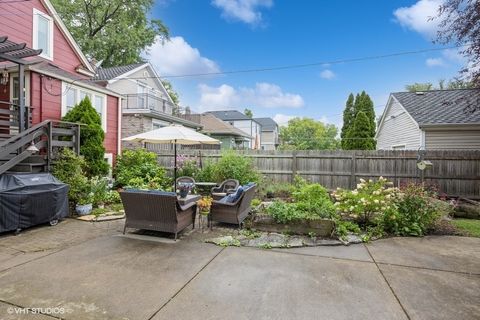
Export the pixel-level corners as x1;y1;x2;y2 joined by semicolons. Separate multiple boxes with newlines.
18;64;25;132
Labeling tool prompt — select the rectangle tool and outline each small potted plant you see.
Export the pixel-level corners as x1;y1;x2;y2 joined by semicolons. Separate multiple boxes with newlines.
74;179;94;215
197;196;213;216
178;183;192;198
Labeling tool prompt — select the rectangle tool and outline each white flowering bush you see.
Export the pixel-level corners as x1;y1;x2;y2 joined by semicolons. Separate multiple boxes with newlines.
332;177;400;226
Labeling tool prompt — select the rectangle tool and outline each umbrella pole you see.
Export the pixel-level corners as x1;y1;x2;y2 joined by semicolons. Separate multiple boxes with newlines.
174;140;177;191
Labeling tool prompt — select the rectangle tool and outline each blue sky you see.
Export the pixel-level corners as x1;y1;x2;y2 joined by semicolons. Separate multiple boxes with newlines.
145;0;464;127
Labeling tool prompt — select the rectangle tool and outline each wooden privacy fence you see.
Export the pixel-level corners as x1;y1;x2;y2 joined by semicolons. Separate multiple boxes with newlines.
151;149;480;199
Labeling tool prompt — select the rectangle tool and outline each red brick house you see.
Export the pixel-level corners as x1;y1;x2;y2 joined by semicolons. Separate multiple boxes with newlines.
0;0;122;168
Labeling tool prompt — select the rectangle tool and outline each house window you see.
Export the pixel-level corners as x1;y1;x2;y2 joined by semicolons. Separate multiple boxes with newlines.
80;90;92;102
65;87;77;113
61;82;107;132
152;119;167;130
33;9;53;60
137;82;147;108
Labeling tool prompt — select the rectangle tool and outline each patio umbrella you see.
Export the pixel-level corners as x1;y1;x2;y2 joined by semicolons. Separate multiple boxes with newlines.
122;124;220;188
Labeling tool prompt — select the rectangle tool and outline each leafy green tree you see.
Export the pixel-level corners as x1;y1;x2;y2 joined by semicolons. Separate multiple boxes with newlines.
161;80;179;105
345;111;375;150
341;93;355;149
405;83;434;92
279;117;339;150
62;97;109;176
51;0;169;67
244;108;253;118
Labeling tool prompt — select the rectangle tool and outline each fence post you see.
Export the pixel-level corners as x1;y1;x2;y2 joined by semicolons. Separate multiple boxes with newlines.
350;152;356;189
291;151;297;182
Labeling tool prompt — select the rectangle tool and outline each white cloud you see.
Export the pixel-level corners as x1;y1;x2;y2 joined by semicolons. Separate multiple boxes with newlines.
425;57;445;67
320;69;336;80
212;0;273;25
442;48;466;64
393;0;443;38
273;114;296;126
198;82;304;111
198;84;239;109
145;36;220;76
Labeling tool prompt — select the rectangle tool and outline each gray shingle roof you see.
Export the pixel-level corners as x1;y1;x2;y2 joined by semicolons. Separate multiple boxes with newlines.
392;89;480;126
93;63;147;81
254;117;278;131
207;110;251;121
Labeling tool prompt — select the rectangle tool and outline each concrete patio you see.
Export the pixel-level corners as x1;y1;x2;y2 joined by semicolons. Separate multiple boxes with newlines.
0;219;478;320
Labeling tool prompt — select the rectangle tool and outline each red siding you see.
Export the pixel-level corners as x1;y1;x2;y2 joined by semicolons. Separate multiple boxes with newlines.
1;0;86;74
30;72;119;156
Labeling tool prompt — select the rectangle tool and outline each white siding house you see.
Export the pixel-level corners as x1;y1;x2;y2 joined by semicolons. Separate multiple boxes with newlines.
207;110;262;149
376;89;480;150
93;62;201;147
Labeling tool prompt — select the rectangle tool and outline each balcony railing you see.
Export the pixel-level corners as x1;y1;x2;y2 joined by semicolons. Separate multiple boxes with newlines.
123;94;174;115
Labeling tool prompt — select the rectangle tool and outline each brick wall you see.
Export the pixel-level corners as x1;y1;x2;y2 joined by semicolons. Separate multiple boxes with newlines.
122;114;152;149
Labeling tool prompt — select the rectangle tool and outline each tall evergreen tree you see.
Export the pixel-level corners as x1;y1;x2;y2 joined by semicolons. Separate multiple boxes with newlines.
62;97;109;176
342;91;377;150
346;111;375;150
340;93;355;149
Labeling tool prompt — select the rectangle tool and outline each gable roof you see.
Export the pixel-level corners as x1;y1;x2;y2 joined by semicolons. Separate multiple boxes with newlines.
183;114;251;138
93;63;147;81
391;89;480;126
254;117;278;131
207;110;253;121
41;0;95;74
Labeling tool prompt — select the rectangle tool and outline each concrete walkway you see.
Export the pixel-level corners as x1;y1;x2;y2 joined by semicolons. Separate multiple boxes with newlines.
0;219;478;320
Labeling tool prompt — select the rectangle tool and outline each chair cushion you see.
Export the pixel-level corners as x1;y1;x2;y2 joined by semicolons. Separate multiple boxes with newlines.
218;196;230;203
212;192;227;197
226;186;244;203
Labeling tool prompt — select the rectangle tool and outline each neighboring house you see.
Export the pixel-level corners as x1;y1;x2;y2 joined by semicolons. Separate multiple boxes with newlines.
376;89;480;150
0;0;122;166
183;113;251;149
93;62;201;148
254;117;279;150
206;110;261;149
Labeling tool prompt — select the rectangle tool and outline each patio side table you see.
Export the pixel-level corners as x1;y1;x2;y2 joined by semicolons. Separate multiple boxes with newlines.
194;182;218;196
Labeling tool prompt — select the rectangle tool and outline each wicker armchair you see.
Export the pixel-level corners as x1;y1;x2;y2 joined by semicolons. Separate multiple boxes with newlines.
211;179;240;200
209;183;256;228
120;190;196;240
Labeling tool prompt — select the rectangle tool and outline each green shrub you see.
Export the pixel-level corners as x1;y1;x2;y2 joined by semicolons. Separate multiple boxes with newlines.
293;183;336;218
266;182;336;223
333;177;400;227
335;220;361;239
213;151;260;185
113;149;171;189
260;182;295;199
52;148;89;205
383;183;441;236
91;176;109;206
105;190;121;205
195;161;216;182
176;156;200;178
266;200;304;224
62;97;109;176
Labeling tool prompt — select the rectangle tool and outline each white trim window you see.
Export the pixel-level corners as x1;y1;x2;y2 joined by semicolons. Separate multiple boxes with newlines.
32;9;54;60
392;144;406;150
152;119;168;130
61;82;107;132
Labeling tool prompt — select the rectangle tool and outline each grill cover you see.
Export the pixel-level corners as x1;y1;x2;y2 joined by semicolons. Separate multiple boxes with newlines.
0;173;69;233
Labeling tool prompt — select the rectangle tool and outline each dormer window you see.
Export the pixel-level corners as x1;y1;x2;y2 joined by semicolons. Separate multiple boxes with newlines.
33;9;53;60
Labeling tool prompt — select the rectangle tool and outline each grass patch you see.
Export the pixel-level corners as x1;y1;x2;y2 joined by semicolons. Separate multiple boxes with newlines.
452;219;480;237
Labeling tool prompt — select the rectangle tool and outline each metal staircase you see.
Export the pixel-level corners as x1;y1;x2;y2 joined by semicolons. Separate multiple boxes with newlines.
0;119;81;175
